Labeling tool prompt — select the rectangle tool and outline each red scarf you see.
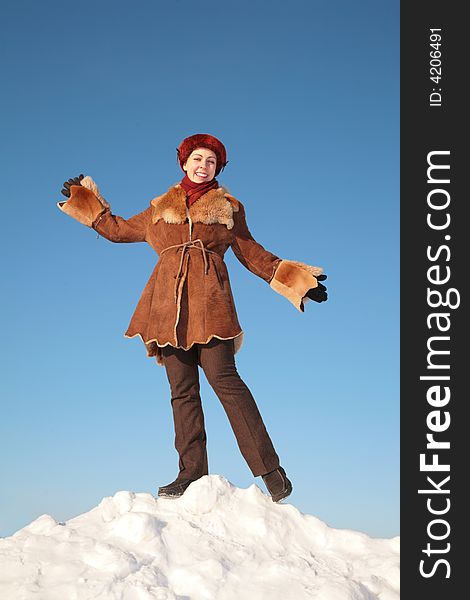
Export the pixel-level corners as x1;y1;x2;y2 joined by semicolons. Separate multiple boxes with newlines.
180;174;219;207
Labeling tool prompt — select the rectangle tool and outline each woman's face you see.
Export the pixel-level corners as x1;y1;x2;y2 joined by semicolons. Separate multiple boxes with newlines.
183;147;217;183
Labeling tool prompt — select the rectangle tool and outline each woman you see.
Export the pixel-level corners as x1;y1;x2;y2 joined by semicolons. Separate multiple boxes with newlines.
57;133;327;503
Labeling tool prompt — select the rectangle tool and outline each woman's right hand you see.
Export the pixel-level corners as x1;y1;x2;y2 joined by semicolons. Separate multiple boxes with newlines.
61;174;85;197
57;174;109;228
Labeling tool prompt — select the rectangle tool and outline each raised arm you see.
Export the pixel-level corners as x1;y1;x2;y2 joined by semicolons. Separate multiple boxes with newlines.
231;200;327;312
57;175;152;243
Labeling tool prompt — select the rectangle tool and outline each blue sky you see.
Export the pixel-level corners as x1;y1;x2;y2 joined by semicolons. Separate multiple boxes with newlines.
1;0;399;538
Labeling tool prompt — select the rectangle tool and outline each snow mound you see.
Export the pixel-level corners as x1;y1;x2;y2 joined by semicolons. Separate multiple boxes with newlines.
0;475;399;600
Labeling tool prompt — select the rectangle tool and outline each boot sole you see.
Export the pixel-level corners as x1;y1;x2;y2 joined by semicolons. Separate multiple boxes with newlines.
271;482;293;503
157;479;196;499
157;491;185;499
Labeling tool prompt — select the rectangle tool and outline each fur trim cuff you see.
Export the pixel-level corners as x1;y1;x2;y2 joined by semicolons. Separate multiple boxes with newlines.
270;259;323;312
57;179;109;228
79;176;110;209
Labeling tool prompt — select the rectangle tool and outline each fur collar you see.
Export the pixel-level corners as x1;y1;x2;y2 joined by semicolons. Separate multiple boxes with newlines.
151;184;239;230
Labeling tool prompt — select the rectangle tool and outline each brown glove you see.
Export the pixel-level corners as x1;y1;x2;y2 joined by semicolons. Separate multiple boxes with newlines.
305;274;328;303
61;174;85;197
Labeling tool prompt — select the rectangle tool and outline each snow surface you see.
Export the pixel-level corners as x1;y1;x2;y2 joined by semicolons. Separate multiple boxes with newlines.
0;475;399;600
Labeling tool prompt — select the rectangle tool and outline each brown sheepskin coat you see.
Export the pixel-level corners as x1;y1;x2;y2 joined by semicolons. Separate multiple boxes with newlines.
58;176;323;365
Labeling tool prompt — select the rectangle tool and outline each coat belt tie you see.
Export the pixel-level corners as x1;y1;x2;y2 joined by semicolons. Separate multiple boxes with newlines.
160;239;224;303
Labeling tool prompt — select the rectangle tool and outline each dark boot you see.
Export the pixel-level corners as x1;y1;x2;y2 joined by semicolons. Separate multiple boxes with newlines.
157;477;200;499
262;466;293;502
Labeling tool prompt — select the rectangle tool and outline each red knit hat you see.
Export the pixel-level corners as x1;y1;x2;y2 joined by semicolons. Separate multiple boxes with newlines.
177;134;228;176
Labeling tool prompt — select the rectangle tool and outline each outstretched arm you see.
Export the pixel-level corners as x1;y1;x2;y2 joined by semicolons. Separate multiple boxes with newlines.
57;175;152;243
230;202;282;283
231;200;327;312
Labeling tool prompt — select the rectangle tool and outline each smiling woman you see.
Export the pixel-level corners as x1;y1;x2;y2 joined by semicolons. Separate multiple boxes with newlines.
57;133;328;504
183;148;217;182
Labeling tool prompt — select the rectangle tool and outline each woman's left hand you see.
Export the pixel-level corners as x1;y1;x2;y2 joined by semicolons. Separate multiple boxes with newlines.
305;274;328;303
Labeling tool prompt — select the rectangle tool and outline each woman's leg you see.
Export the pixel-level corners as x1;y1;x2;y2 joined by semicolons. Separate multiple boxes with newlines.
161;344;209;481
198;338;280;477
